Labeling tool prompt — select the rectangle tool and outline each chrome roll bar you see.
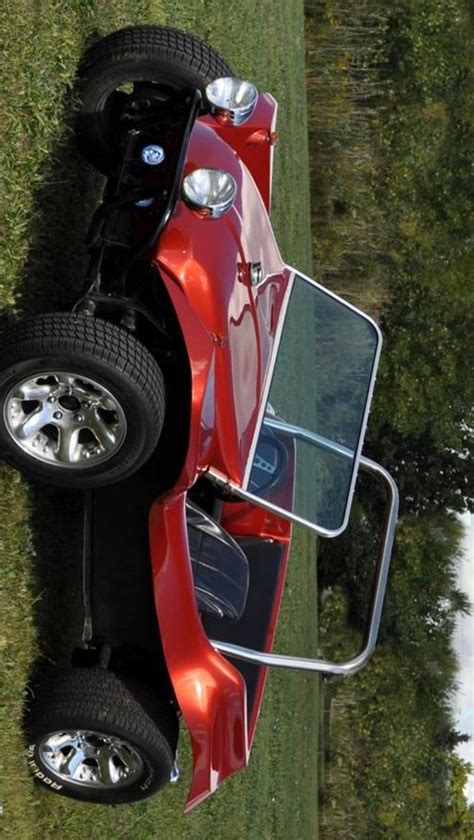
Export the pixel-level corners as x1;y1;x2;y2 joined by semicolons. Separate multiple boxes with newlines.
210;420;398;676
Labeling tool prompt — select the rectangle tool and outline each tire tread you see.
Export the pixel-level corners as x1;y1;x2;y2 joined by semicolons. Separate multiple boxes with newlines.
0;313;166;488
25;668;176;804
79;25;233;81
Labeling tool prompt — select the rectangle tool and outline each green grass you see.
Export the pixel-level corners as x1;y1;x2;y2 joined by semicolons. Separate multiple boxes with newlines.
0;1;318;838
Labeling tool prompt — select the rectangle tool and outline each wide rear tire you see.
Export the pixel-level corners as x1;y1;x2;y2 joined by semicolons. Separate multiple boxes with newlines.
24;668;177;804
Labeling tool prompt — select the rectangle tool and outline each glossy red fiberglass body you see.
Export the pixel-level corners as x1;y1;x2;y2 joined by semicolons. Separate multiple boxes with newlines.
149;94;294;810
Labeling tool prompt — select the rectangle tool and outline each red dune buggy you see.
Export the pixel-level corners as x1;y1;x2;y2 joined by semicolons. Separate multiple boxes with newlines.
0;27;398;808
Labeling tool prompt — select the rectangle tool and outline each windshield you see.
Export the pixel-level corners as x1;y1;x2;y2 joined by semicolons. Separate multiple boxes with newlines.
246;273;381;534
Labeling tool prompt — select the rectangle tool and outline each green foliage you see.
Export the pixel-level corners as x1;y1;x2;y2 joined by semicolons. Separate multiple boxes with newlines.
318;506;472;835
442;756;473;838
306;0;473;515
307;0;474;834
369;424;473;516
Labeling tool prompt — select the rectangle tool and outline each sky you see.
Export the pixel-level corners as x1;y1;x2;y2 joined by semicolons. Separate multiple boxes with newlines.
452;512;474;801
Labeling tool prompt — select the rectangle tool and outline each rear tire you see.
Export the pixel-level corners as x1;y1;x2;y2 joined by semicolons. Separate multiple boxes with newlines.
24;668;177;804
77;26;234;173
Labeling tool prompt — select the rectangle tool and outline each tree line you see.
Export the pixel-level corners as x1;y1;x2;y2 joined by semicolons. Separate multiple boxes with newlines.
305;0;474;835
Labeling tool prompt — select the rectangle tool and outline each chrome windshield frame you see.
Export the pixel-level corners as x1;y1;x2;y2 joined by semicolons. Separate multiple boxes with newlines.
206;269;396;675
208;268;382;538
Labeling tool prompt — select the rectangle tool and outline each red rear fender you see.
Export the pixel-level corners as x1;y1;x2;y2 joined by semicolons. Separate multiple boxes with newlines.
149;493;248;811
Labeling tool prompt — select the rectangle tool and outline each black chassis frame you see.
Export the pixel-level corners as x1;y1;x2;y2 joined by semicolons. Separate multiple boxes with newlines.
70;85;204;687
75;84;202;345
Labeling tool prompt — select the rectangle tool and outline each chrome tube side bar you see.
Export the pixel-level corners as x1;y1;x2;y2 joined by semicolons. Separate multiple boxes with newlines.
211;456;398;676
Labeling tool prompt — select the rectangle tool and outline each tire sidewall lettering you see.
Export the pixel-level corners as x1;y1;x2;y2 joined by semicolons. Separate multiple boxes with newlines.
24;668;176;802
27;751;63;790
140;767;154;791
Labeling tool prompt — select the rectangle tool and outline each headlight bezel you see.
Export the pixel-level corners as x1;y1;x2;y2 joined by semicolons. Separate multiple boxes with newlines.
205;77;259;127
182;167;237;219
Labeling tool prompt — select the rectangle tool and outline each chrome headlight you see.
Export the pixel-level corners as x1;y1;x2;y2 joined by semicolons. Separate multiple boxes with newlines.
205;77;258;126
182;168;237;219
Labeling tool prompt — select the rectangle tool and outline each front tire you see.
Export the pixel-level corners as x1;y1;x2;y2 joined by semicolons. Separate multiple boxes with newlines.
0;313;165;488
77;25;234;173
24;668;177;804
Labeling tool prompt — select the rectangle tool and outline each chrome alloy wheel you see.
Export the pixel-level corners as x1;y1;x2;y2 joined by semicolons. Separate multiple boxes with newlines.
38;730;144;789
3;371;127;468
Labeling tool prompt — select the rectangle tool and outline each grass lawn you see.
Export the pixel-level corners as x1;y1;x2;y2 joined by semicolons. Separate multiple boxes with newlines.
0;1;318;838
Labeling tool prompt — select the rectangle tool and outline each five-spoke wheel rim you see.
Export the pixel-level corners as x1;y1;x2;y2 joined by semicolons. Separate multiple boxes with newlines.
3;371;127;468
38;729;144;789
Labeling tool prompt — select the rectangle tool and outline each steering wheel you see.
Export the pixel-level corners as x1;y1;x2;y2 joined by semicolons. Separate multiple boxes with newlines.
248;430;289;497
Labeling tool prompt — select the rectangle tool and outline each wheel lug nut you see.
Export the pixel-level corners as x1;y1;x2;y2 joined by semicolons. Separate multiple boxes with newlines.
47;395;56;403
74;414;84;423
53;411;62;420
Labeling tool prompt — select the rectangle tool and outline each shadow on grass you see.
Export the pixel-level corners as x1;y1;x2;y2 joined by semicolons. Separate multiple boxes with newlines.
11;66;104;667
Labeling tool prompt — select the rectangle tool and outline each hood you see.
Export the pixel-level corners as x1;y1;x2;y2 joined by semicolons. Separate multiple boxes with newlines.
156;119;291;486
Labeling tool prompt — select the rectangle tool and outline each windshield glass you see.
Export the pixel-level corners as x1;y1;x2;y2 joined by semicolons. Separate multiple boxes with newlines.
246;274;380;533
